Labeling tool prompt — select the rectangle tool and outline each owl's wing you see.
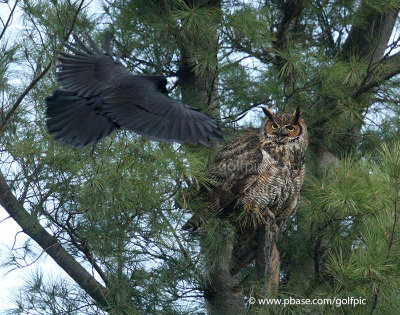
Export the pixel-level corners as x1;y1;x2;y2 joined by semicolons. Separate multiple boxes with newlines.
209;131;263;209
210;131;262;184
183;131;262;230
47;33;223;147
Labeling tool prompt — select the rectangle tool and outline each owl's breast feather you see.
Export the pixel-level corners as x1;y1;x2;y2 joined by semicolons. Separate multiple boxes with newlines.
241;146;304;210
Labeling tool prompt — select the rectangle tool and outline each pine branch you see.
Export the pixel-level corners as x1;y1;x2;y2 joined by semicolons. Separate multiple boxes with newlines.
314;1;335;52
158;210;197;271
0;171;109;307
371;171;399;312
227;36;274;64
0;0;85;135
0;62;51;134
354;52;400;98
63;0;86;42
64;214;110;287
273;0;305;67
274;0;305;49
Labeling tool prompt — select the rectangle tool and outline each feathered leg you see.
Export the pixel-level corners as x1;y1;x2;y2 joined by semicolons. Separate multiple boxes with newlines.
266;231;280;295
265;209;280;294
254;207;280;295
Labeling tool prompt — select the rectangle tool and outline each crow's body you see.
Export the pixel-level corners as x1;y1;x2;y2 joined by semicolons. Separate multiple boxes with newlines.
46;34;222;147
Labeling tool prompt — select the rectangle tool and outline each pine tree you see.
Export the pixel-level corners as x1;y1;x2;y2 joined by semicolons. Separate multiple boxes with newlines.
0;0;399;314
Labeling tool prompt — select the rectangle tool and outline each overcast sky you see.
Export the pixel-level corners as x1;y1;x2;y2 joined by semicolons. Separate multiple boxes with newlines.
0;208;68;313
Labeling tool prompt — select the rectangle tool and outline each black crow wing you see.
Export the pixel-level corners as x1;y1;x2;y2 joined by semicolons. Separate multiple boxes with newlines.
100;76;222;146
56;33;128;98
51;34;222;147
46;89;119;148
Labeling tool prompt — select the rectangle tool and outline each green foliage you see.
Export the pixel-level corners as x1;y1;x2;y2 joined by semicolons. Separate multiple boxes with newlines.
274;143;400;314
1;0;400;314
200;218;236;274
226;5;275;47
9;270;104;315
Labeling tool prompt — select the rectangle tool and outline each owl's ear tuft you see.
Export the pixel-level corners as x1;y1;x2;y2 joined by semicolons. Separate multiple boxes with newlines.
292;106;301;124
262;108;275;121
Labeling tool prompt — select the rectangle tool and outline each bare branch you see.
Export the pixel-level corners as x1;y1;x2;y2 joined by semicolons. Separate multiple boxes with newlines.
353;52;400;97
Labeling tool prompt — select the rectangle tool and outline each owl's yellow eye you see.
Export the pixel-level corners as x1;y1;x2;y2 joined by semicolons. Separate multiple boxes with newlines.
271;123;278;129
286;125;295;132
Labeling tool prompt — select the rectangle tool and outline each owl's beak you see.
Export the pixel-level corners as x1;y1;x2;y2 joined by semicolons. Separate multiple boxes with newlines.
277;128;288;139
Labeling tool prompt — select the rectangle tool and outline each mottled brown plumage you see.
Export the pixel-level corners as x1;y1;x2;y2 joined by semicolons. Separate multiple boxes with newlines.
184;107;308;291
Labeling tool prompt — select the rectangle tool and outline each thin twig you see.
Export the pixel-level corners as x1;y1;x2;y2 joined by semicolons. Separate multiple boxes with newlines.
0;62;52;134
63;0;86;42
0;0;19;41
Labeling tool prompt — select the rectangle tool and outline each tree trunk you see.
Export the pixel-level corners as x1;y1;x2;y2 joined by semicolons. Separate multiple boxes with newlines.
205;270;245;314
203;229;245;314
176;0;246;312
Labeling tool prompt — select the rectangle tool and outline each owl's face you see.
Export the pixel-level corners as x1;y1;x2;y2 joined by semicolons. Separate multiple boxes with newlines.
261;107;306;145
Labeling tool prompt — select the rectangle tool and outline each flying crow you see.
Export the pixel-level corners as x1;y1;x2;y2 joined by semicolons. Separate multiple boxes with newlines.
46;33;223;148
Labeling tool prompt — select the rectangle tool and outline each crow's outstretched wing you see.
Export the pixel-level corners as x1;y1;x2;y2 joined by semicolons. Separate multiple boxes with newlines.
46;33;222;147
46;90;119;148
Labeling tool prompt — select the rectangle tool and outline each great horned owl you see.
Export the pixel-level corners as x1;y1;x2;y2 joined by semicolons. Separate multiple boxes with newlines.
184;107;308;291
